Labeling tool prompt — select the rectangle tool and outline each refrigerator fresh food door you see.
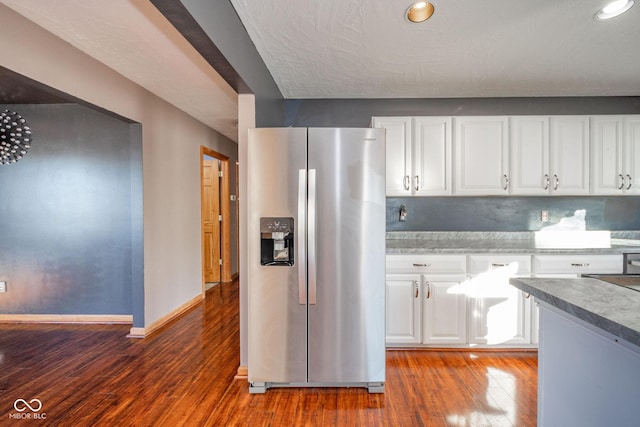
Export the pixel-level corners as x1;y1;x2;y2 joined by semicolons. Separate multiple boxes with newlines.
307;127;386;383
247;127;308;384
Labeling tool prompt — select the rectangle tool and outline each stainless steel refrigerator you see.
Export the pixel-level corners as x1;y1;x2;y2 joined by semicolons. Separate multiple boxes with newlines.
247;127;386;393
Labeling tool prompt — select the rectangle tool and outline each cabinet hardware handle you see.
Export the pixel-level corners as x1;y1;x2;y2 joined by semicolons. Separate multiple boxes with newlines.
412;263;430;267
425;282;431;299
570;263;590;267
627;174;632;190
553;174;559;191
544;174;549;190
618;174;625;190
403;175;410;191
491;263;508;267
503;174;509;191
414;281;419;298
414;175;420;191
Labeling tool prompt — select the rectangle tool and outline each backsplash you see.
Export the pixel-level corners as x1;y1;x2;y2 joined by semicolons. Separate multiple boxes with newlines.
386;196;640;231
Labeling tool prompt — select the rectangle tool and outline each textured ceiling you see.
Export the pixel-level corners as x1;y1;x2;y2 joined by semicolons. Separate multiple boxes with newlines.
230;0;640;99
0;0;239;142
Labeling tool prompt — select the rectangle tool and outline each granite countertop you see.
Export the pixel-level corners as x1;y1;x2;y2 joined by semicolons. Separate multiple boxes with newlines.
509;276;640;348
386;231;640;255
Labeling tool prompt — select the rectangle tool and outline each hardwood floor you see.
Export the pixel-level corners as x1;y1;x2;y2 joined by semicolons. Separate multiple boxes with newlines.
0;279;537;426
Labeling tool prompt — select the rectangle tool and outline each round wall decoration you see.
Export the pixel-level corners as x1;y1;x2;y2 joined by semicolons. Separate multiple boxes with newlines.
0;110;32;165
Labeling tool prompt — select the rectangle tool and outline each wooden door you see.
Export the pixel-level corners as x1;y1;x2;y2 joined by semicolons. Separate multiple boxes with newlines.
202;158;221;282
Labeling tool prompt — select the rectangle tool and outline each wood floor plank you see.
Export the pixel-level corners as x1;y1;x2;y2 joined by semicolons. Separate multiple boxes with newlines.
0;279;537;426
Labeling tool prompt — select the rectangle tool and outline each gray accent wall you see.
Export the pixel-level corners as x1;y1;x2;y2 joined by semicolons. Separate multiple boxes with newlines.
284;97;640;128
387;197;640;231
285;97;640;232
0;104;141;317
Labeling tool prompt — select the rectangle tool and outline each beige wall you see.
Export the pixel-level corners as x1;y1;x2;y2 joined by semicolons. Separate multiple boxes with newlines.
0;5;238;328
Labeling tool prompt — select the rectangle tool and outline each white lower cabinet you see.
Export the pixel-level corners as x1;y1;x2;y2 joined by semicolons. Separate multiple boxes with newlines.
422;275;467;345
385;274;421;344
466;255;533;346
386;253;624;347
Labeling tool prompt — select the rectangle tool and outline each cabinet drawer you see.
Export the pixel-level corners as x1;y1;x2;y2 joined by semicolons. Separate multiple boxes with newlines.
386;255;466;274
468;255;532;275
534;254;623;274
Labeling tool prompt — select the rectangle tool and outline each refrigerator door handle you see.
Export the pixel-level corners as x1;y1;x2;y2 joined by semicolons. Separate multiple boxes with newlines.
298;169;307;305
308;169;317;305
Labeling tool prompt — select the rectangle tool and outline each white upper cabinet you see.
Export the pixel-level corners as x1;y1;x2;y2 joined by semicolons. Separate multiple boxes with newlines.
626;116;640;195
413;117;452;195
510;116;550;194
549;116;590;195
372;116;452;196
591;115;640;195
371;117;412;196
454;116;509;195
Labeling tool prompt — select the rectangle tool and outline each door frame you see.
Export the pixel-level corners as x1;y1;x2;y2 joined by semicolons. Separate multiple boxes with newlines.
200;146;232;292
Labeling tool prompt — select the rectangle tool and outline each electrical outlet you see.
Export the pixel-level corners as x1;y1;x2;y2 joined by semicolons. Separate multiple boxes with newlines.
540;210;550;222
0;281;6;292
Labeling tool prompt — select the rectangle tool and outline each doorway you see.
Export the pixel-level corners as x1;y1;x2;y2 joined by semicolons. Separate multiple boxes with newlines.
200;146;232;293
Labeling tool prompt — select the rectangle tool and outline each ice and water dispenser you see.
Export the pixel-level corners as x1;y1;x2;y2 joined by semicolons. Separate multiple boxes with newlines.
260;217;294;266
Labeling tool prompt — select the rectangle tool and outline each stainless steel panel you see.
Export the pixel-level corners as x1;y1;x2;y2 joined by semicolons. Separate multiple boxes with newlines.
307;127;386;383
247;128;307;383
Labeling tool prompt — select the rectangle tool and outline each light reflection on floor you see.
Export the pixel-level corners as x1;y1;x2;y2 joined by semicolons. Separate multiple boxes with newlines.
446;366;518;426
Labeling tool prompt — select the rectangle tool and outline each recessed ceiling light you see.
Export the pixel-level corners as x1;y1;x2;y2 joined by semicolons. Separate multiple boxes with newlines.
594;0;634;20
406;2;435;23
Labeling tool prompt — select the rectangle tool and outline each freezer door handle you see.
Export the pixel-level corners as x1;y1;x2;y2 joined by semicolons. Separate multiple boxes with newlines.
308;169;317;305
298;169;307;305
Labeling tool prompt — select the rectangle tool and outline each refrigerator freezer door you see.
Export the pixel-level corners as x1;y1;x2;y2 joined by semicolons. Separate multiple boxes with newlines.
307;128;386;383
247;128;308;384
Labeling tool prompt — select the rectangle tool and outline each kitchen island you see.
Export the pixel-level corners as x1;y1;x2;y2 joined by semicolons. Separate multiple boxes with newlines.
509;276;640;427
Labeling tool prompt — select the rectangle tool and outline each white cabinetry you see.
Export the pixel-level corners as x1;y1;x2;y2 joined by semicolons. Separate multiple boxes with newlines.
386;274;421;344
549;116;590;194
533;254;623;276
591;115;640;195
531;254;624;345
371;117;411;196
385;255;466;346
454;116;509;195
510;116;550;194
511;116;590;195
467;255;533;346
372;116;452;196
422;275;467;345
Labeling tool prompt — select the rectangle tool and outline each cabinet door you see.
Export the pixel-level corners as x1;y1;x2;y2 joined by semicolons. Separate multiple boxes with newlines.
413;117;452;195
372;117;412;196
386;274;421;345
591;116;625;195
510;116;550;194
454;116;509;195
624;115;640;195
466;271;532;345
550;116;590;195
422;276;466;344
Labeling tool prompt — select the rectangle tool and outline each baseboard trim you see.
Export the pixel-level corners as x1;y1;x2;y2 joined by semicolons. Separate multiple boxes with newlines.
141;294;201;338
235;365;248;379
0;314;133;324
127;327;146;338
